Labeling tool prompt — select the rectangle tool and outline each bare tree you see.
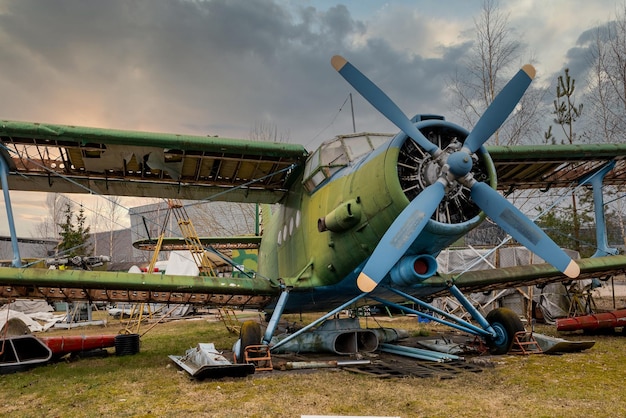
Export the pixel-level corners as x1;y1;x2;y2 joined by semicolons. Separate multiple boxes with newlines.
586;10;626;143
448;0;545;145
33;193;68;239
106;196;124;259
249;120;290;143
91;199;103;254
189;201;257;237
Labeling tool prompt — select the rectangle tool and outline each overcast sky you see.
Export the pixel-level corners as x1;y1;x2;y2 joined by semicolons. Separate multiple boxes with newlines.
0;0;622;237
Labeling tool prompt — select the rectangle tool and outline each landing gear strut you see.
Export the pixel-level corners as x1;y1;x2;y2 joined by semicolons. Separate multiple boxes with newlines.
372;286;526;354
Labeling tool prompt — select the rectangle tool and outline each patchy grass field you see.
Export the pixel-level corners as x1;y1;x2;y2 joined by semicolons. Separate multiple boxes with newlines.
1;311;626;417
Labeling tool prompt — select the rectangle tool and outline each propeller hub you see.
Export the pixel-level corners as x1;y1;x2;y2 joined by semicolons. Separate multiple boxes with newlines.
447;150;473;177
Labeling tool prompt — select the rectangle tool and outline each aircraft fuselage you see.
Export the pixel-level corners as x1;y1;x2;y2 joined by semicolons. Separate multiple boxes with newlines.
258;118;495;311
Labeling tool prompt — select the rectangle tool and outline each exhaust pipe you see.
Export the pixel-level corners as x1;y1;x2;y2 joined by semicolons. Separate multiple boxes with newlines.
270;318;407;354
390;254;438;286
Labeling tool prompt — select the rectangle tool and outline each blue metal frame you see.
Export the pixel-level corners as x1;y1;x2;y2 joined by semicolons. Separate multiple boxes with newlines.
373;286;496;338
0;156;21;267
579;161;619;257
269;292;369;352
263;288;290;345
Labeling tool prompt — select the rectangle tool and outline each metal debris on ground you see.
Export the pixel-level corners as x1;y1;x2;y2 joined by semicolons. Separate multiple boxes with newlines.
169;343;255;379
343;359;484;379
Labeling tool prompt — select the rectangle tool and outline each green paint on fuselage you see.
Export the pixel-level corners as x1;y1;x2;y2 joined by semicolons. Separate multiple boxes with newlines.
230;249;258;278
258;145;409;289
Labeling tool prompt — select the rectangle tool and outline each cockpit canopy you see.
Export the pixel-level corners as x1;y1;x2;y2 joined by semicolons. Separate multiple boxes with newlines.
303;133;392;192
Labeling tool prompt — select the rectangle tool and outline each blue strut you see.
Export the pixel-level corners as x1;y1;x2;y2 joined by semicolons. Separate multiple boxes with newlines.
263;288;290;345
579;161;619;257
0;156;21;267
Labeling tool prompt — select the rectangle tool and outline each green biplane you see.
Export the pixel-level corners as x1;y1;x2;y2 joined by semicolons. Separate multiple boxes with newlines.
1;56;626;356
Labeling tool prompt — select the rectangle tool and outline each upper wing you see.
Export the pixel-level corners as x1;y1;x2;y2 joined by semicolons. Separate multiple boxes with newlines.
422;254;626;297
487;143;626;191
0;120;307;204
133;235;262;251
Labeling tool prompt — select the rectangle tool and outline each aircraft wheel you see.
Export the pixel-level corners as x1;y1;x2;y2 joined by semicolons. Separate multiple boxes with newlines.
485;308;524;355
235;320;262;364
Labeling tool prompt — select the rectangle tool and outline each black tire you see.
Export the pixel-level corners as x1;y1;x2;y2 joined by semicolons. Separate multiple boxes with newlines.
235;320;262;363
485;308;524;355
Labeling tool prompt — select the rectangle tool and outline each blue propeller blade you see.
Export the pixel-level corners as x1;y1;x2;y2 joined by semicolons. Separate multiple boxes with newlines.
463;65;536;154
331;55;439;156
470;181;580;278
356;182;446;293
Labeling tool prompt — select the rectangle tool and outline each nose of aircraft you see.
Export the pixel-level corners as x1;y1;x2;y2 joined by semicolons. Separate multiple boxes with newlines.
332;55;579;293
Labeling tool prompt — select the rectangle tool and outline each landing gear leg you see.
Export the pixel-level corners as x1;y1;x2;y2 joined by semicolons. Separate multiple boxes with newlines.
262;288;290;345
376;286;525;354
233;287;290;363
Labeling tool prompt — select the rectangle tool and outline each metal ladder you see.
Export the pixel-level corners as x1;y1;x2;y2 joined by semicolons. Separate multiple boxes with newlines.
511;331;543;355
168;199;217;276
244;345;273;371
217;307;241;335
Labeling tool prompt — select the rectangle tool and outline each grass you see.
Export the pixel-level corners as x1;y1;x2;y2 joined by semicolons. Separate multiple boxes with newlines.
1;312;626;417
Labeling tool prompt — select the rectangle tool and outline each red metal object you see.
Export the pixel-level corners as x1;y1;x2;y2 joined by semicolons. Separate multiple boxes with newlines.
556;309;626;331
39;335;116;356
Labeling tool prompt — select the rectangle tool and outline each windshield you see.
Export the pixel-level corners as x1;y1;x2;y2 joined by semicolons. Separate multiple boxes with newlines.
303;133;392;192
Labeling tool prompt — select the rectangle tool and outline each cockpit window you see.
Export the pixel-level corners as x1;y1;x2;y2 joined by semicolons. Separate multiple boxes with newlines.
343;135;374;160
303;133;393;192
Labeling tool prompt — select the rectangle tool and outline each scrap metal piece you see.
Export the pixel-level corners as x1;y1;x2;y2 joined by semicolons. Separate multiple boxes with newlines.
532;333;595;354
169;343;255;379
271;317;408;355
344;359;483;379
39;335;117;358
378;343;462;362
0;335;52;374
279;359;371;370
556;309;626;332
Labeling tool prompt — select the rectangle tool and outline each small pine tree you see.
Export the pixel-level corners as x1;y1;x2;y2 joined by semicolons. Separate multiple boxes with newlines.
57;202;91;257
544;68;584;145
542;68;587;254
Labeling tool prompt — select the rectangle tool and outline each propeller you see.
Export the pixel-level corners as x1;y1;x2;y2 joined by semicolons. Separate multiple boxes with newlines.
331;56;439;157
332;55;580;293
357;182;445;293
463;64;536;153
470;182;579;277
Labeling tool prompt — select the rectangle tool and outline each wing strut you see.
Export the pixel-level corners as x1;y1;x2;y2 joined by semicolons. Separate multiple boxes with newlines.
0;155;21;267
269;292;369;352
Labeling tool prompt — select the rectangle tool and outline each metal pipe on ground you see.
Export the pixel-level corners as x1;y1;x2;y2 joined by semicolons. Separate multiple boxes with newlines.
378;343;462;362
556;309;626;332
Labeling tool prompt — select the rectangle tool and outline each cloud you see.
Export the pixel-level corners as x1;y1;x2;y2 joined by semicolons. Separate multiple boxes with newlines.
0;0;468;146
0;0;621;237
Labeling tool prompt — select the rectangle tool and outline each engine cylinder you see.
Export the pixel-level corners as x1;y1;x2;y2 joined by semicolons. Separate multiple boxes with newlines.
318;199;361;232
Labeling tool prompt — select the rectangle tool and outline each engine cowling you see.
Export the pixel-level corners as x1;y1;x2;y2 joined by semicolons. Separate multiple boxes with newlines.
395;116;495;226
